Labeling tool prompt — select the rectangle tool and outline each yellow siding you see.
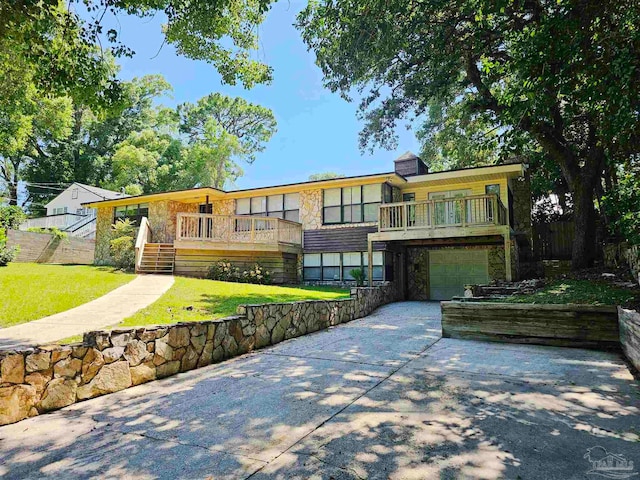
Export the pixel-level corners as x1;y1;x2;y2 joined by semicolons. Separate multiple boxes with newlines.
399;179;508;205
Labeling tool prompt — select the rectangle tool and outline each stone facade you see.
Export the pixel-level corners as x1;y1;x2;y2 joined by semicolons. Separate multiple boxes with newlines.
0;284;399;426
149;200;198;243
299;189;322;230
618;307;640;372
213;199;235;216
94;206;113;264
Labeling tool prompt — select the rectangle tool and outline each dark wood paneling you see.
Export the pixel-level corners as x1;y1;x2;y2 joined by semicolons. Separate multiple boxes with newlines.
303;227;385;253
394;158;428;177
441;302;620;350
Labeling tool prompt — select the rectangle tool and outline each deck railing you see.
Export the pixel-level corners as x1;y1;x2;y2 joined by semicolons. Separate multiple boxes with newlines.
378;194;507;232
176;213;303;247
135;216;152;272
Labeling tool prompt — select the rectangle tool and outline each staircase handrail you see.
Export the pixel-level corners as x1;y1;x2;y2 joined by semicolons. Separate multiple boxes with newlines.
135;217;152;273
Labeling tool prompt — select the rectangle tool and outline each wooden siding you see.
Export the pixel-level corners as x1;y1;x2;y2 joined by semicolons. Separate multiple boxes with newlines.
398;178;508;205
174;248;298;284
303;226;385;253
394;158;428;177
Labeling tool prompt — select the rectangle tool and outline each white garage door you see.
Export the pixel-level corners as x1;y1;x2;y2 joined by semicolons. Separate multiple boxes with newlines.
429;250;489;300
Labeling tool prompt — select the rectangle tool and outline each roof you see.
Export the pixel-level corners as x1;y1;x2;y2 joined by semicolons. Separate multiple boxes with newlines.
45;182;127;208
394;151;421;162
83;162;526;208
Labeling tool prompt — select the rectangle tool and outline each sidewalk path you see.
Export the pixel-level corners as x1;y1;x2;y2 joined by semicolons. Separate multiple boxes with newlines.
0;274;174;349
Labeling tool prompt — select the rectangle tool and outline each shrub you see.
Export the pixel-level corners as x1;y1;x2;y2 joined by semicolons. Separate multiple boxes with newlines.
349;268;366;286
0;205;26;230
207;260;271;284
0;228;18;266
110;219;136;271
26;227;68;240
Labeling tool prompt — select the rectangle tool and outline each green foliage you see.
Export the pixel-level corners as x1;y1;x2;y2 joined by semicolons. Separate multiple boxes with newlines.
298;0;640;266
122;277;349;326
0;228;18;266
26;227;68;240
0;263;134;327
110;219;136;270
207;261;272;284
308;172;345;181
0;206;26;230
349;268;365;287
602;162;640;245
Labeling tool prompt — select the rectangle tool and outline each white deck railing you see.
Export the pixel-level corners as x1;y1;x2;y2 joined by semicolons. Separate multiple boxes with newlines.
176;213;302;247
379;194;508;232
135;217;152;272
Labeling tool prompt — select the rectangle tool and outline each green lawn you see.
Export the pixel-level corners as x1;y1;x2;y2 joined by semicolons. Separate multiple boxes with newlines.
498;279;639;307
120;277;350;327
0;263;135;327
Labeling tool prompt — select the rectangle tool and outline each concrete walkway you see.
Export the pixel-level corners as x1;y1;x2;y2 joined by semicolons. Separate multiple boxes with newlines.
0;302;638;479
0;274;174;349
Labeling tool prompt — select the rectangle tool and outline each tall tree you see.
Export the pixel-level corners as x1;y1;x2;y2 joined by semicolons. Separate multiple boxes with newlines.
298;0;640;268
178;93;277;188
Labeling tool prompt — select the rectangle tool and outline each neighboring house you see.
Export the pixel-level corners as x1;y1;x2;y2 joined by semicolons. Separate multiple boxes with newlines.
21;183;127;239
86;152;532;300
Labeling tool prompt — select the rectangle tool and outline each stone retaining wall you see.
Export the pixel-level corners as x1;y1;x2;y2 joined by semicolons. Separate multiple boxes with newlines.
0;284;399;426
619;307;640;372
441;301;620;349
7;230;95;264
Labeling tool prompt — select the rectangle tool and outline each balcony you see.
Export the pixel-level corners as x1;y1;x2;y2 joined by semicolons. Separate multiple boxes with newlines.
372;194;510;242
175;213;302;252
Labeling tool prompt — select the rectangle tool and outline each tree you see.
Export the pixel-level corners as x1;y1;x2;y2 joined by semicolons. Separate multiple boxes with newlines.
178;93;277;188
0;0;274;107
298;0;640;268
308;172;345;181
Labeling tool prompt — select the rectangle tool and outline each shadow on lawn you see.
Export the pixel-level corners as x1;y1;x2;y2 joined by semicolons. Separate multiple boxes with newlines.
1;302;639;480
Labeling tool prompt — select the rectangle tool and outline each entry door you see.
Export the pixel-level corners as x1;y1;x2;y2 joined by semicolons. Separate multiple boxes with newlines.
429;190;471;226
428;250;489;300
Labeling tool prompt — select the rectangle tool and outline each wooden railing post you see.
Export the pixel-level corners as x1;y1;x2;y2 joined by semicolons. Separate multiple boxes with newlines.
403;203;408;231
492;195;498;225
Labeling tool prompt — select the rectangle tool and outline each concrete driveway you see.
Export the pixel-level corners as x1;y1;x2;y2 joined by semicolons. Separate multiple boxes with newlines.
1;302;639;479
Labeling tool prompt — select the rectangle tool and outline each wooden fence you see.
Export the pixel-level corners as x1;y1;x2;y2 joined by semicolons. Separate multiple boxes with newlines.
533;221;574;260
7;230;95;264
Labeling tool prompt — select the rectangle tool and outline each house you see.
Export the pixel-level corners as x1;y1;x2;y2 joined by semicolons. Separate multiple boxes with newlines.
85;153;532;300
21;183;127;239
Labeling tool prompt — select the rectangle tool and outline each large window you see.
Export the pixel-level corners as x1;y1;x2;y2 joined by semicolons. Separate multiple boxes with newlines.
236;193;299;222
323;184;382;224
113;203;149;225
303;252;384;282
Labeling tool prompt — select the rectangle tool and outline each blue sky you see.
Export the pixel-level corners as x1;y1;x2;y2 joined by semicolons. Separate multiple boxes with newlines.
104;1;420;190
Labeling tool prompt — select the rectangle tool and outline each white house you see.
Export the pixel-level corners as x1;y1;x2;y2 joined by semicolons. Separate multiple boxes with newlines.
21;183;127;238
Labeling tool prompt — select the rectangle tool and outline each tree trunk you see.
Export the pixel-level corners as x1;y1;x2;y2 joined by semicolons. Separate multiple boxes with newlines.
8;181;18;206
569;172;598;269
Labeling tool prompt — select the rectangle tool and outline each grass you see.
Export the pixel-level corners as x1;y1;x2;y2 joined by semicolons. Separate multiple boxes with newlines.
0;263;135;327
497;279;639;307
120;276;350;327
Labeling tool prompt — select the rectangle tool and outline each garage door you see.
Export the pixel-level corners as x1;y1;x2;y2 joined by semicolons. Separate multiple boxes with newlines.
429;250;489;300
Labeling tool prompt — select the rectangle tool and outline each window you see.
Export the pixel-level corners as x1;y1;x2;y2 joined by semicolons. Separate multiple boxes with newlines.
485;184;501;198
236;194;300;222
323;185;382;224
303;254;321;280
303;252;385;282
52;207;68;215
402;193;415;202
113;203;148;225
71;188;78;199
364;251;384;281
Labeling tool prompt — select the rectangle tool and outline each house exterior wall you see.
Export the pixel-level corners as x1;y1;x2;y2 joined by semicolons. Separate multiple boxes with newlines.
94;206;113;265
45;184;121;216
149;200;198;243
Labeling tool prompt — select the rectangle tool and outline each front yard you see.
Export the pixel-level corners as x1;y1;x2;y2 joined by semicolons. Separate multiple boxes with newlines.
120;276;350;327
499;278;639;309
0;263;135;327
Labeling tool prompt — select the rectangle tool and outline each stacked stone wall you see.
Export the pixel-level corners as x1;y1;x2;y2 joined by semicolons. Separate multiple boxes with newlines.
0;284;399;426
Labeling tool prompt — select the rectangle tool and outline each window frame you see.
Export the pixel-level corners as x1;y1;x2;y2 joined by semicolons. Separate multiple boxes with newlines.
303;251;386;282
322;184;383;225
236;193;300;222
113;203;149;226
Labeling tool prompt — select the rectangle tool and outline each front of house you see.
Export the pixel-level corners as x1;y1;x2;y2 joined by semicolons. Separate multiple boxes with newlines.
85;153;532;300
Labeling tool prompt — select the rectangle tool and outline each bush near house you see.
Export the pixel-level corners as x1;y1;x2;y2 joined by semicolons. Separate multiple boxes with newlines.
207;260;272;284
110;219;136;271
0;205;26;230
0;228;18;266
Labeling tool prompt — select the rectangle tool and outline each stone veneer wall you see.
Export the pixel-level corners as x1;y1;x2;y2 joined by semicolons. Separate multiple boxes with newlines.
149;200;198;243
619;307;640;372
94;206;113;264
0;284;399;426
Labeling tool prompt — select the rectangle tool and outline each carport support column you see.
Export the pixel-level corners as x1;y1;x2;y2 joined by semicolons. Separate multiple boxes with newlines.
504;229;512;282
367;238;374;287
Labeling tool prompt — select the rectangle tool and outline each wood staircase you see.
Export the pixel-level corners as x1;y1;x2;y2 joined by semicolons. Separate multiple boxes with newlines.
138;243;175;274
